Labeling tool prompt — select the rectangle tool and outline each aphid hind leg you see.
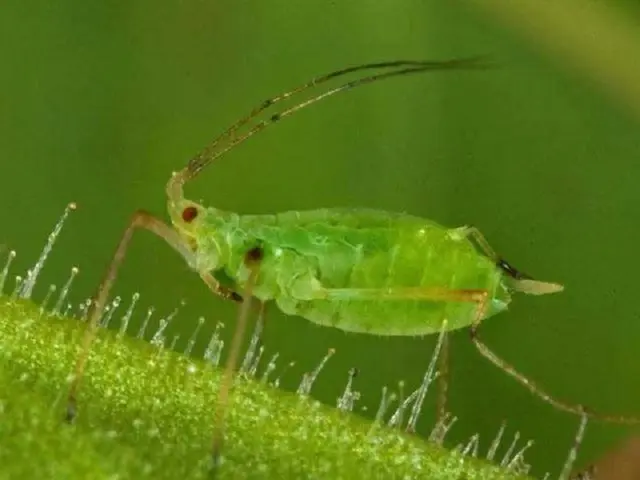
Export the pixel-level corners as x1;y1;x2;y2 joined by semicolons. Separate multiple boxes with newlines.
320;286;487;302
319;285;487;425
327;283;640;425
210;247;264;475
469;295;640;425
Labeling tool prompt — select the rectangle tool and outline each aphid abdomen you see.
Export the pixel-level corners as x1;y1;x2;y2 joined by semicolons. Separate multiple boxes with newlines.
221;208;511;337
308;222;508;336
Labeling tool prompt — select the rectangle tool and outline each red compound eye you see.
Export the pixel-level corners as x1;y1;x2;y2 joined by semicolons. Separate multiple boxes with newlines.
182;206;198;223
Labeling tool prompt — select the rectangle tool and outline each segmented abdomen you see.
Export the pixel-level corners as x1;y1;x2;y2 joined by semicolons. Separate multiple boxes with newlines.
226;208;509;336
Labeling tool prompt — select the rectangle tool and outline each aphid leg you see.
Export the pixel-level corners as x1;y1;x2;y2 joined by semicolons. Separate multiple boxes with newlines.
210;246;264;474
202;271;267;375
436;332;450;423
320;286;487;302
200;271;244;303
324;284;640;424
469;295;640;425
66;211;238;422
319;286;486;424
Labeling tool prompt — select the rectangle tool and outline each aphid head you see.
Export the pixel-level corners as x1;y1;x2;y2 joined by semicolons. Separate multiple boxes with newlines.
169;196;202;249
166;193;224;271
166;171;204;239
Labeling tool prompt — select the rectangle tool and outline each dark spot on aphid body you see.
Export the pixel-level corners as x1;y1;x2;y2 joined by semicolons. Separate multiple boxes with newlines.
182;206;198;223
497;258;532;280
244;245;264;265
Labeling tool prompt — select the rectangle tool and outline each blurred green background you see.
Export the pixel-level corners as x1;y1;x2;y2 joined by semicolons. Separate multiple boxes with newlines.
2;0;640;476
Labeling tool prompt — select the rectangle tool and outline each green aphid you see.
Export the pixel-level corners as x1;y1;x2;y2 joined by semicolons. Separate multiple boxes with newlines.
65;58;640;474
173;203;559;336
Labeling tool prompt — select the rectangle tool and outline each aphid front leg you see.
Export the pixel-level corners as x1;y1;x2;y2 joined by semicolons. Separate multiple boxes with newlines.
66;210;198;422
65;211;241;422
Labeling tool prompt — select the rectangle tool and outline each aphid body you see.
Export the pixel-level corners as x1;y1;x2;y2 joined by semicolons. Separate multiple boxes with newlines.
174;201;531;336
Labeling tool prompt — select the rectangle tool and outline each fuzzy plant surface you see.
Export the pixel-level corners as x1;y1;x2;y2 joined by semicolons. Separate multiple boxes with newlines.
0;293;535;480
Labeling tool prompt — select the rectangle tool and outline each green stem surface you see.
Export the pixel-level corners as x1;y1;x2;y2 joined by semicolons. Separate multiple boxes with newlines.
0;296;531;479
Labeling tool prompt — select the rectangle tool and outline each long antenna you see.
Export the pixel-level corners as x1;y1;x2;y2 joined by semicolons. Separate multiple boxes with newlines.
170;57;489;191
